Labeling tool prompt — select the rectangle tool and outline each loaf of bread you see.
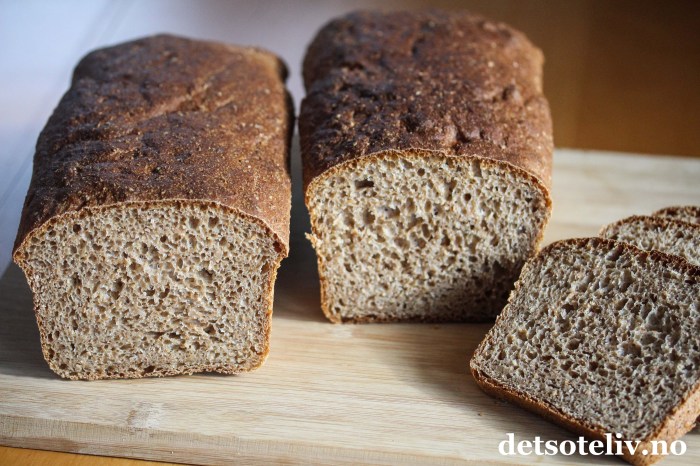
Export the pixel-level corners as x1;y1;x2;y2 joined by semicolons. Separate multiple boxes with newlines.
653;205;700;225
470;238;700;465
601;215;700;266
300;10;553;322
12;35;293;380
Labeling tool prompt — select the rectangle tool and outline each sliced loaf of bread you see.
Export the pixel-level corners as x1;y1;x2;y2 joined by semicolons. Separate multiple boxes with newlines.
600;215;700;266
470;238;700;466
300;10;553;322
653;205;700;225
13;35;293;380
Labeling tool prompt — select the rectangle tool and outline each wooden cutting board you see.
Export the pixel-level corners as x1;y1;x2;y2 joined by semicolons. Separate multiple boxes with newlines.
0;149;698;465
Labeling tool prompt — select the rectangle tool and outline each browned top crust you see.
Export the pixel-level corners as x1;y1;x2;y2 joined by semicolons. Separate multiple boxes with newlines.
14;34;293;255
299;10;552;191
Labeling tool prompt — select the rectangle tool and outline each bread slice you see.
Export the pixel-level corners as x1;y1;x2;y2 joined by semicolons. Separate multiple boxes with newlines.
600;215;700;266
653;205;700;225
470;238;700;465
12;35;293;380
300;10;553;322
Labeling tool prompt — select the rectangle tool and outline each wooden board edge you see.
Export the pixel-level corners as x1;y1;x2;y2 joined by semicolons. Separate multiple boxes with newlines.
0;414;490;466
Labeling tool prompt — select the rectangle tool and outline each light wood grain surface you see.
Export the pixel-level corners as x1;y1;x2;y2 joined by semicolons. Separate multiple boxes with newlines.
1;148;699;465
1;1;700;465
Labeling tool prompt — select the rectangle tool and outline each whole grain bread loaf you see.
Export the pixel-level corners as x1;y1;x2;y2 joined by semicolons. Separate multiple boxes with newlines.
470;238;700;466
600;215;700;266
653;205;700;225
13;34;293;380
300;10;553;323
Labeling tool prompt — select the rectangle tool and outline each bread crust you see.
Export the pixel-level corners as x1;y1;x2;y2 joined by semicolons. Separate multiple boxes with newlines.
300;9;553;192
12;34;293;379
652;205;700;225
599;214;700;238
470;237;700;465
599;214;700;267
13;34;293;257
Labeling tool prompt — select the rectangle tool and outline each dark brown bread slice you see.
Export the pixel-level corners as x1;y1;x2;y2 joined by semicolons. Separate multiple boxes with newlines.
653;205;700;225
600;215;700;266
13;34;293;380
300;10;553;323
470;238;700;466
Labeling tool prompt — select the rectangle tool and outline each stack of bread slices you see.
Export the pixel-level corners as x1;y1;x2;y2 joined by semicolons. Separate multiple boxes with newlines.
471;205;700;465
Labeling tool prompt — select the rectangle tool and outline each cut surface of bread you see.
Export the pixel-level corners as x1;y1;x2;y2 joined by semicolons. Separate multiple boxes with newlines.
306;152;550;322
653;205;700;225
300;10;553;322
13;35;292;379
600;215;700;266
470;238;700;465
14;202;283;380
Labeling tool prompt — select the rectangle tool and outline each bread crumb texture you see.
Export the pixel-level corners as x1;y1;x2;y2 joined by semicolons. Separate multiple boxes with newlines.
653;205;700;225
601;215;700;266
18;203;280;380
472;238;700;441
307;153;549;322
